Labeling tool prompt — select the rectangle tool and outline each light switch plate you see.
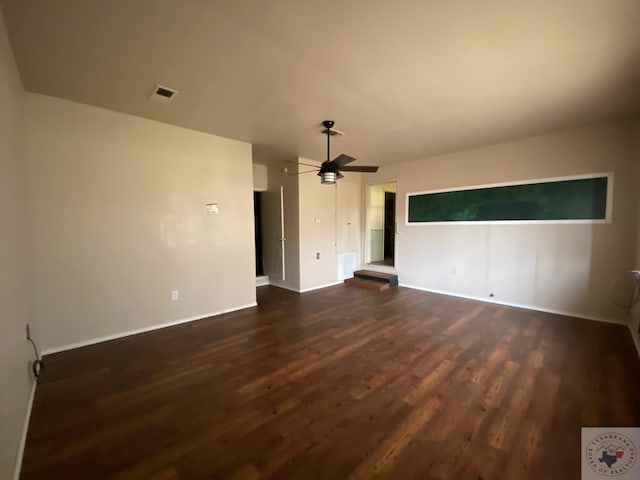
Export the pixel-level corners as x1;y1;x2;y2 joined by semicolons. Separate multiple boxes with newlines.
206;203;219;215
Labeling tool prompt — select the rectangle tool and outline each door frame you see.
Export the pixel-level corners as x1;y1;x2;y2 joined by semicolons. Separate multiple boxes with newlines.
364;179;399;272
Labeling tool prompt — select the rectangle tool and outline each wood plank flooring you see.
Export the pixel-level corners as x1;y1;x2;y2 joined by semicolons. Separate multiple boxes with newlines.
21;285;640;479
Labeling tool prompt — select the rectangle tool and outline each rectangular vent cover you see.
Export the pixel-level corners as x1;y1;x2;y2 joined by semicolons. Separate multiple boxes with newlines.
149;84;178;104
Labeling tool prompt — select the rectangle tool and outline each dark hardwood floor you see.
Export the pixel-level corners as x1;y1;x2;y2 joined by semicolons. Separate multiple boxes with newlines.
21;285;640;479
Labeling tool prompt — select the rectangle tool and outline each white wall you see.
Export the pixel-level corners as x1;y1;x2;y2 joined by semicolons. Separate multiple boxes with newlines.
367;122;638;322
25;93;256;352
0;8;33;479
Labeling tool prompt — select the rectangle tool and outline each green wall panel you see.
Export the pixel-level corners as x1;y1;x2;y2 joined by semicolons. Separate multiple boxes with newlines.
407;176;609;223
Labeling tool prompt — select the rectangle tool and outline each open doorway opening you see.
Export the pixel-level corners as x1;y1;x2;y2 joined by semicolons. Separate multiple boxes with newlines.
253;191;264;277
368;182;397;267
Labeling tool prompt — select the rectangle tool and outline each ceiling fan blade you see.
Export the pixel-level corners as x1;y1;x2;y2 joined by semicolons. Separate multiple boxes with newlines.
298;161;320;168
339;165;379;173
284;160;320;169
289;169;320;176
336;172;344;179
331;154;356;168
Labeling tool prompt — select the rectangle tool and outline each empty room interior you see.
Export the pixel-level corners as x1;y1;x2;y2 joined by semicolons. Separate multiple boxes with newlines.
2;1;640;479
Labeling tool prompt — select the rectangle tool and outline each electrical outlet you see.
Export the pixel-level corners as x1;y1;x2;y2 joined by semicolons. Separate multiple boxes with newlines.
316;252;320;260
171;290;179;301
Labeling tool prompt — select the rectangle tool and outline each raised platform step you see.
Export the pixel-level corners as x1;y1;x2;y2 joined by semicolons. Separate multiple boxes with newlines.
353;270;398;287
344;277;390;291
344;270;398;291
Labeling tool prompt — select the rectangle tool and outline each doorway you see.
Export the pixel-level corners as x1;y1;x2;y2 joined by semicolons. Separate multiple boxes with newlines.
383;191;396;262
253;191;264;277
368;182;396;267
260;185;286;284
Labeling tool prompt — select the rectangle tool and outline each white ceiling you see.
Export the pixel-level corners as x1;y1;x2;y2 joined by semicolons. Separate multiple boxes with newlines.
2;0;639;165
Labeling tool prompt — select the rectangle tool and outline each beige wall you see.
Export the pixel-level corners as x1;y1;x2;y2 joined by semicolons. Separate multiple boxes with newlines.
298;158;362;291
367;122;638;322
252;163;268;192
260;158;361;292
336;172;362;256
265;160;300;291
25;93;256;352
298;158;339;291
0;8;33;479
367;182;396;263
369;184;385;262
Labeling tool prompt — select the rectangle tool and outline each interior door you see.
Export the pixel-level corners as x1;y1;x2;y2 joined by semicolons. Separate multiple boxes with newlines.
261;186;285;282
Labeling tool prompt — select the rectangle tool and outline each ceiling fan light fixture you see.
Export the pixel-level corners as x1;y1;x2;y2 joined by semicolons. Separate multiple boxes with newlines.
316;120;378;184
320;171;337;184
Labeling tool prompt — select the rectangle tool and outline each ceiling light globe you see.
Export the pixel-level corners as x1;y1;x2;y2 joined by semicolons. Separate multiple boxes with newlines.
321;172;336;184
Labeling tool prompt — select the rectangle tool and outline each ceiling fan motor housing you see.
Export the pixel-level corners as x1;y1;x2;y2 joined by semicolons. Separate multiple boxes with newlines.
317;120;378;184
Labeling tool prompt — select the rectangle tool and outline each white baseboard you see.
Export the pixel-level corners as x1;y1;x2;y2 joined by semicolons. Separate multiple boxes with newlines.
256;275;269;287
400;284;628;326
299;281;343;293
267;282;300;293
266;280;342;294
13;379;36;480
41;302;258;356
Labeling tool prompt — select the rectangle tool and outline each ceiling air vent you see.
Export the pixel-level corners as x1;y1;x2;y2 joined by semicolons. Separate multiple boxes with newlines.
149;84;178;104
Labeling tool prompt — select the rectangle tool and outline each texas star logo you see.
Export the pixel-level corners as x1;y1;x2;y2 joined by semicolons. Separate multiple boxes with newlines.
586;432;637;477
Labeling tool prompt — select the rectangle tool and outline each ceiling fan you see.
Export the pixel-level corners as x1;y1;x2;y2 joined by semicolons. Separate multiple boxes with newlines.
299;120;379;184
